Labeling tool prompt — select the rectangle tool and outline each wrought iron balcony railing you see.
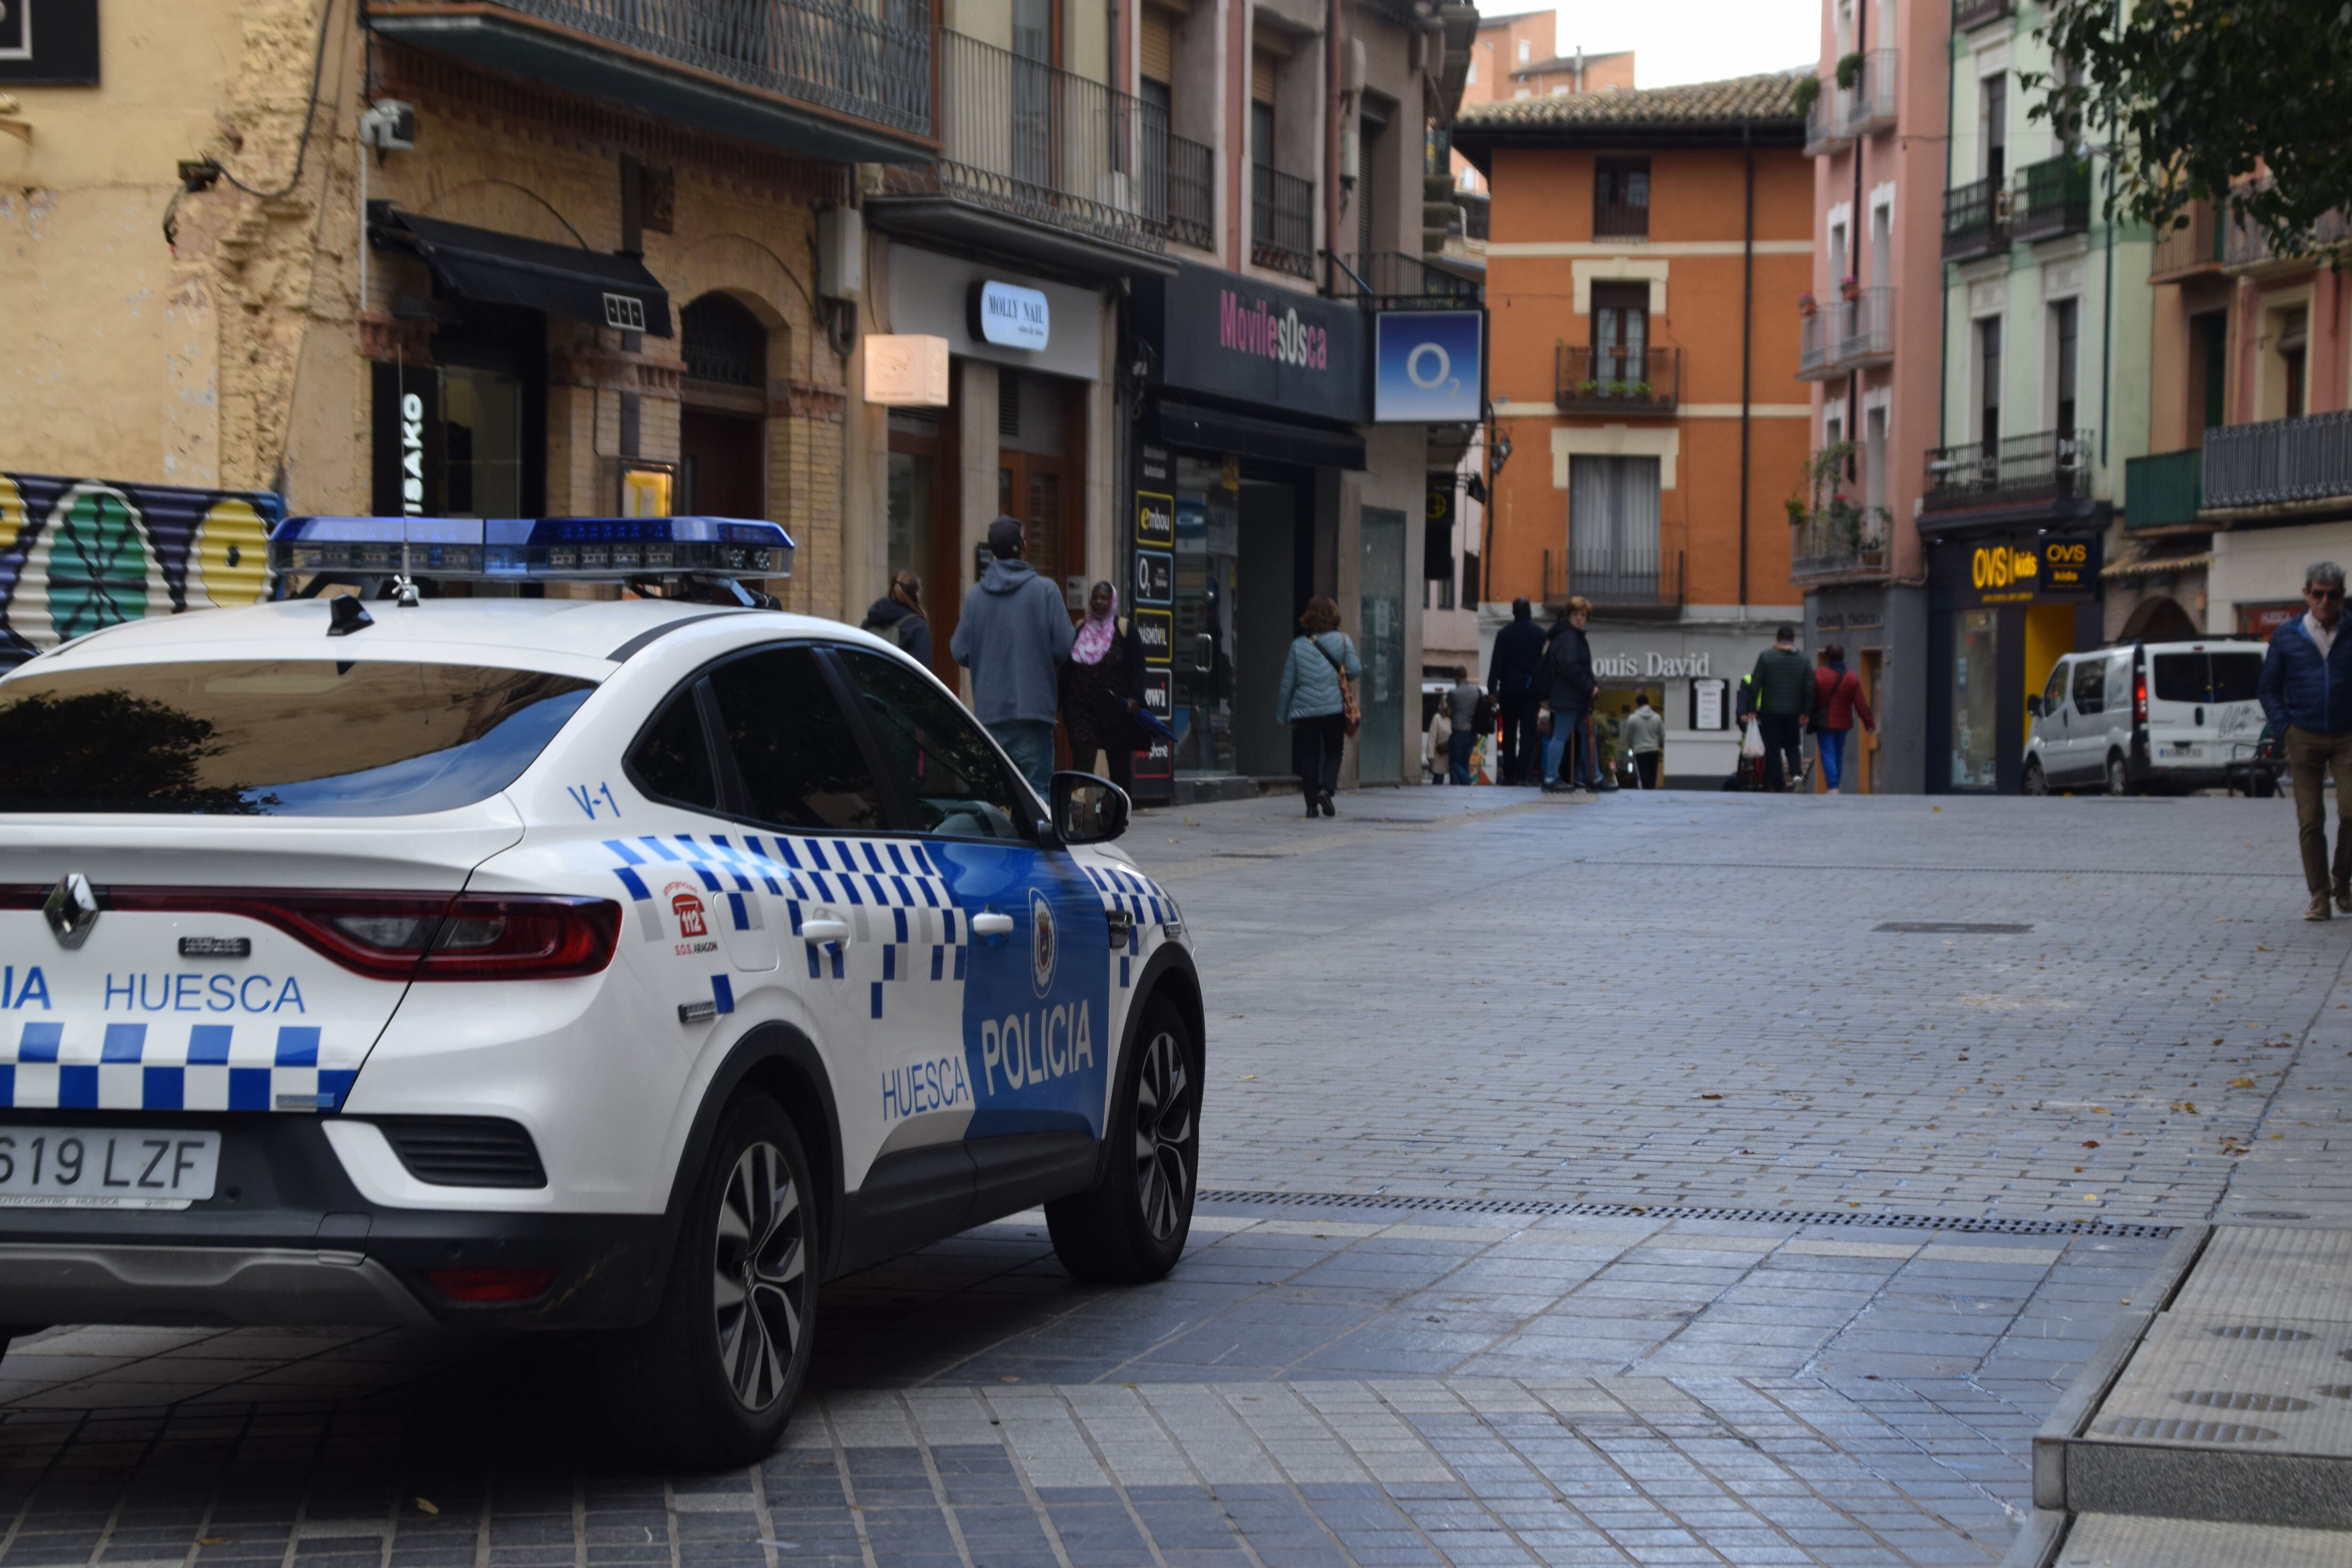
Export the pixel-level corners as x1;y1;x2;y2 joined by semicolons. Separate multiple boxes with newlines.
1556;547;1683;614
1798;307;1836;379
2203;411;2352;510
364;0;933;160
1796;288;1893;380
1839;49;1898;136
1923;428;2093;513
881;31;1165;256
1252;163;1314;277
2221;182;2352;270
1148;132;1213;250
1943;176;2009;262
1593;200;1648;239
1555;346;1678;415
1326;251;1481;310
1791;502;1891;580
1802;87;1847;157
1952;0;2015;31
2012;156;2091;244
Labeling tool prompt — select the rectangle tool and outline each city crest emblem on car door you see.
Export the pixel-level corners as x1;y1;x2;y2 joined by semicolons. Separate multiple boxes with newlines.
1031;888;1057;996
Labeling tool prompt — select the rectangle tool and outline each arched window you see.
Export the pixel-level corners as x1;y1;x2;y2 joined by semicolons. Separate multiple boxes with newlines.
682;293;768;389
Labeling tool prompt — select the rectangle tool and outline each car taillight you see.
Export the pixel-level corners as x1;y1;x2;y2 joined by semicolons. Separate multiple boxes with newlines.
2135;679;2148;725
93;890;620;982
428;1266;556;1303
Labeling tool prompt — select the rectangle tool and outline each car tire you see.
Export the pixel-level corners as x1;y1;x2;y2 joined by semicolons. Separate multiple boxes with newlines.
596;1092;816;1466
1046;993;1200;1284
2106;753;2131;796
2023;759;2048;797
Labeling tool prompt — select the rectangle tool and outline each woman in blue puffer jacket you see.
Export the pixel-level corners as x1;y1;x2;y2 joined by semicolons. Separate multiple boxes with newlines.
1275;596;1361;819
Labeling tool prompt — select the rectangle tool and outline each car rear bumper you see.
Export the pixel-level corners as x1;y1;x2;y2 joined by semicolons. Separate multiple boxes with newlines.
0;1111;674;1328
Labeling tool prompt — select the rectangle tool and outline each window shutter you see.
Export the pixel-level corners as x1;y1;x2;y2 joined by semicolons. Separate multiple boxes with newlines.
1141;4;1174;86
1252;50;1276;105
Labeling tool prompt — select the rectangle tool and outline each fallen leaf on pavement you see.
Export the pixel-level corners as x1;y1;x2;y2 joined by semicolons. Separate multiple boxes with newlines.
1700;1093;1722;1100
2082;1140;2100;1148
2232;1078;2256;1088
414;1499;439;1515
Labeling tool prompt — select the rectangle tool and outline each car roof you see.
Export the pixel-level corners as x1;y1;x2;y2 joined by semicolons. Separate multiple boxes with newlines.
9;597;866;677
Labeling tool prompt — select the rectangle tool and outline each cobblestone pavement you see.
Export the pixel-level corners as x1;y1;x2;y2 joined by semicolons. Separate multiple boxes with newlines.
0;789;2341;1567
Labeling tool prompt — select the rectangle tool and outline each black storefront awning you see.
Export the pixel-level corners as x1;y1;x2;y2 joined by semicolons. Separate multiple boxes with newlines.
1152;400;1367;472
371;209;674;338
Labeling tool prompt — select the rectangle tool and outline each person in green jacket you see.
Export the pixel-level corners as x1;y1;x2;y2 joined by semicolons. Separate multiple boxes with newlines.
1748;624;1816;791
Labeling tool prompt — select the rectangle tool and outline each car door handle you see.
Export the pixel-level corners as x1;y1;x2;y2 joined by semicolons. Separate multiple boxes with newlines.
972;911;1015;938
800;917;849;943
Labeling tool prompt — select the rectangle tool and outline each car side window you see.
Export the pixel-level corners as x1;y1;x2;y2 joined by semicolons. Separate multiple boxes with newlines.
706;645;887;831
2072;658;2105;716
831;648;1032;842
629;681;720;810
2043;663;2069;714
2106;654;2132;713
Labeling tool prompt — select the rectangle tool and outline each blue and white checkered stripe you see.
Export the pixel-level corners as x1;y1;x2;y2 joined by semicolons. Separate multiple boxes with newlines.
0;1022;356;1112
1085;865;1178;991
602;833;964;1021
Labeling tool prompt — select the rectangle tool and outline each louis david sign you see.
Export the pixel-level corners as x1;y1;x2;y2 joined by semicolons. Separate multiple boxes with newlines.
968;280;1050;350
1135;263;1367;425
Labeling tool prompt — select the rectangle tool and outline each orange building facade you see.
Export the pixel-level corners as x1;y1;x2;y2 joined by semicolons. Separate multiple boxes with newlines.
1454;76;1814;783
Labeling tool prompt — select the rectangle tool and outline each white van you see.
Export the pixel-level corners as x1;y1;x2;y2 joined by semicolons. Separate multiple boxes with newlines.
2025;640;2271;795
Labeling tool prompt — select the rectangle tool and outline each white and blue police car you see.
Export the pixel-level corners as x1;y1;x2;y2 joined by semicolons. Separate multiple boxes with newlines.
0;515;1200;1463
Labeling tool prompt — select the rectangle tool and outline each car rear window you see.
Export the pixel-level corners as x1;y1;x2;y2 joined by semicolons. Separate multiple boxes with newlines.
0;660;596;815
2153;651;2265;705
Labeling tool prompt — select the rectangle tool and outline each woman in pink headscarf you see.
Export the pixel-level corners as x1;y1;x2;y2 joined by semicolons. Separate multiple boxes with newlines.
1059;580;1144;791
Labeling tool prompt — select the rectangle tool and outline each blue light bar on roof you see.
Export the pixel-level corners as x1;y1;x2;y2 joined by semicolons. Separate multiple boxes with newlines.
270;516;794;580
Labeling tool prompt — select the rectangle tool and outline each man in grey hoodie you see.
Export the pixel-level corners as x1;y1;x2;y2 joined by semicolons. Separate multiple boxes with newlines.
951;515;1075;797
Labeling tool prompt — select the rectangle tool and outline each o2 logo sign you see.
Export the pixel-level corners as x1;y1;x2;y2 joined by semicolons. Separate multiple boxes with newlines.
1373;310;1483;423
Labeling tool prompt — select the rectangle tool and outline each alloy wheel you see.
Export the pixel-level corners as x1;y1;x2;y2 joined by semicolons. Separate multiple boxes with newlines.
2108;756;2127;796
1132;1029;1195;1241
710;1141;806;1411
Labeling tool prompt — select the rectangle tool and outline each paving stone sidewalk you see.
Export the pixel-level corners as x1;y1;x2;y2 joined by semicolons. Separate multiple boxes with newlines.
0;788;2341;1567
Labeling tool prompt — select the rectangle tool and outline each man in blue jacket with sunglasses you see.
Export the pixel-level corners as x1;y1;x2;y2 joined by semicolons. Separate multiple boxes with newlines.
2259;561;2352;920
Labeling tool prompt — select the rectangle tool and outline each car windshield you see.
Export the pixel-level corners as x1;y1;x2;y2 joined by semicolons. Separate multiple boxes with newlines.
0;659;596;815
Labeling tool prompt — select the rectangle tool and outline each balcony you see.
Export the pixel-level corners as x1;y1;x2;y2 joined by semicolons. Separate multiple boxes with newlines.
1942;176;2009;262
1550;548;1684;617
1555;346;1679;416
2203;411;2352;511
2150;201;2224;281
1148;133;1213;251
363;0;934;163
1594;200;1648;240
1791;502;1891;581
1796;287;1895;381
2124;448;2204;530
1326;251;1482;311
1923;428;2093;513
1252;163;1314;278
2222;183;2352;271
1802;86;1847;158
1952;0;2015;31
2012;156;2091;244
872;30;1170;278
1839;49;1898;137
1459;191;1489;242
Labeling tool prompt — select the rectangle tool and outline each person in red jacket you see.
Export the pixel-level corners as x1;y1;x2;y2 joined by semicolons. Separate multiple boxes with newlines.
1811;643;1876;793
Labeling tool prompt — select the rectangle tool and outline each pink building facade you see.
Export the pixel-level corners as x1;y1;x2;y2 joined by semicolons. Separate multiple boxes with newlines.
1794;0;1949;793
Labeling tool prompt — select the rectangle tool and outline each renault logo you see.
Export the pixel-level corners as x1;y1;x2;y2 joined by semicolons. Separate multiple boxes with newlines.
43;874;99;949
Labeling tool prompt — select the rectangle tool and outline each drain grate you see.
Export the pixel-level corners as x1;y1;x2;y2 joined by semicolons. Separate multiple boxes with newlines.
2173;1391;2313;1413
2316;1385;2352;1400
2096;1417;2279;1443
1192;1189;2177;1239
1874;922;2034;934
2209;1325;2316;1342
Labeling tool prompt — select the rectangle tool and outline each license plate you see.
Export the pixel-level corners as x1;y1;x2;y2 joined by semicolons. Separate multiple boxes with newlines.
0;1127;220;1209
2165;745;2203;758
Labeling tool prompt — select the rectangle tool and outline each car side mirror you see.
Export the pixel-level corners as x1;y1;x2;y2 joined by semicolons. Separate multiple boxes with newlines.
2027;695;2043;718
1050;772;1130;845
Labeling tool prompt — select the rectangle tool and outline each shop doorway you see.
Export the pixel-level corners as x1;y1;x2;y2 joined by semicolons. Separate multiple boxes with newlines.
997;370;1080;605
1168;454;1308;780
1952;608;1999;789
680;411;763;517
679;292;770;524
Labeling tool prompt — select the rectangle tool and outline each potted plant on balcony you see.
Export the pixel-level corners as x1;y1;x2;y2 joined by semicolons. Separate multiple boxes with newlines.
1631;381;1653;400
1835;51;1864;90
1839;274;1860;302
1798;292;1818;316
1792;75;1821;118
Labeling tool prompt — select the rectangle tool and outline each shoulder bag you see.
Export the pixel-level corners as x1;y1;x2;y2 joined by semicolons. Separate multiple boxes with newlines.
1311;635;1362;738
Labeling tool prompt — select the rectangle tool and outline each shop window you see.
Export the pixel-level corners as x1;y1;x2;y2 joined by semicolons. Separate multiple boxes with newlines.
440;363;525;519
1951;608;1998;789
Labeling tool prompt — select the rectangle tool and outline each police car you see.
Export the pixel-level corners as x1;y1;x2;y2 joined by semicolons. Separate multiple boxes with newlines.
0;515;1200;1464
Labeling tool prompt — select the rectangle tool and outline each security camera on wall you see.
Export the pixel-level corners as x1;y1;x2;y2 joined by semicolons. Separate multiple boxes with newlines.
358;100;417;153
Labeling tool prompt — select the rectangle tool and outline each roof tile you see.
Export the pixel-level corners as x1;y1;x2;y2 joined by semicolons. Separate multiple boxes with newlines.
1458;70;1805;128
